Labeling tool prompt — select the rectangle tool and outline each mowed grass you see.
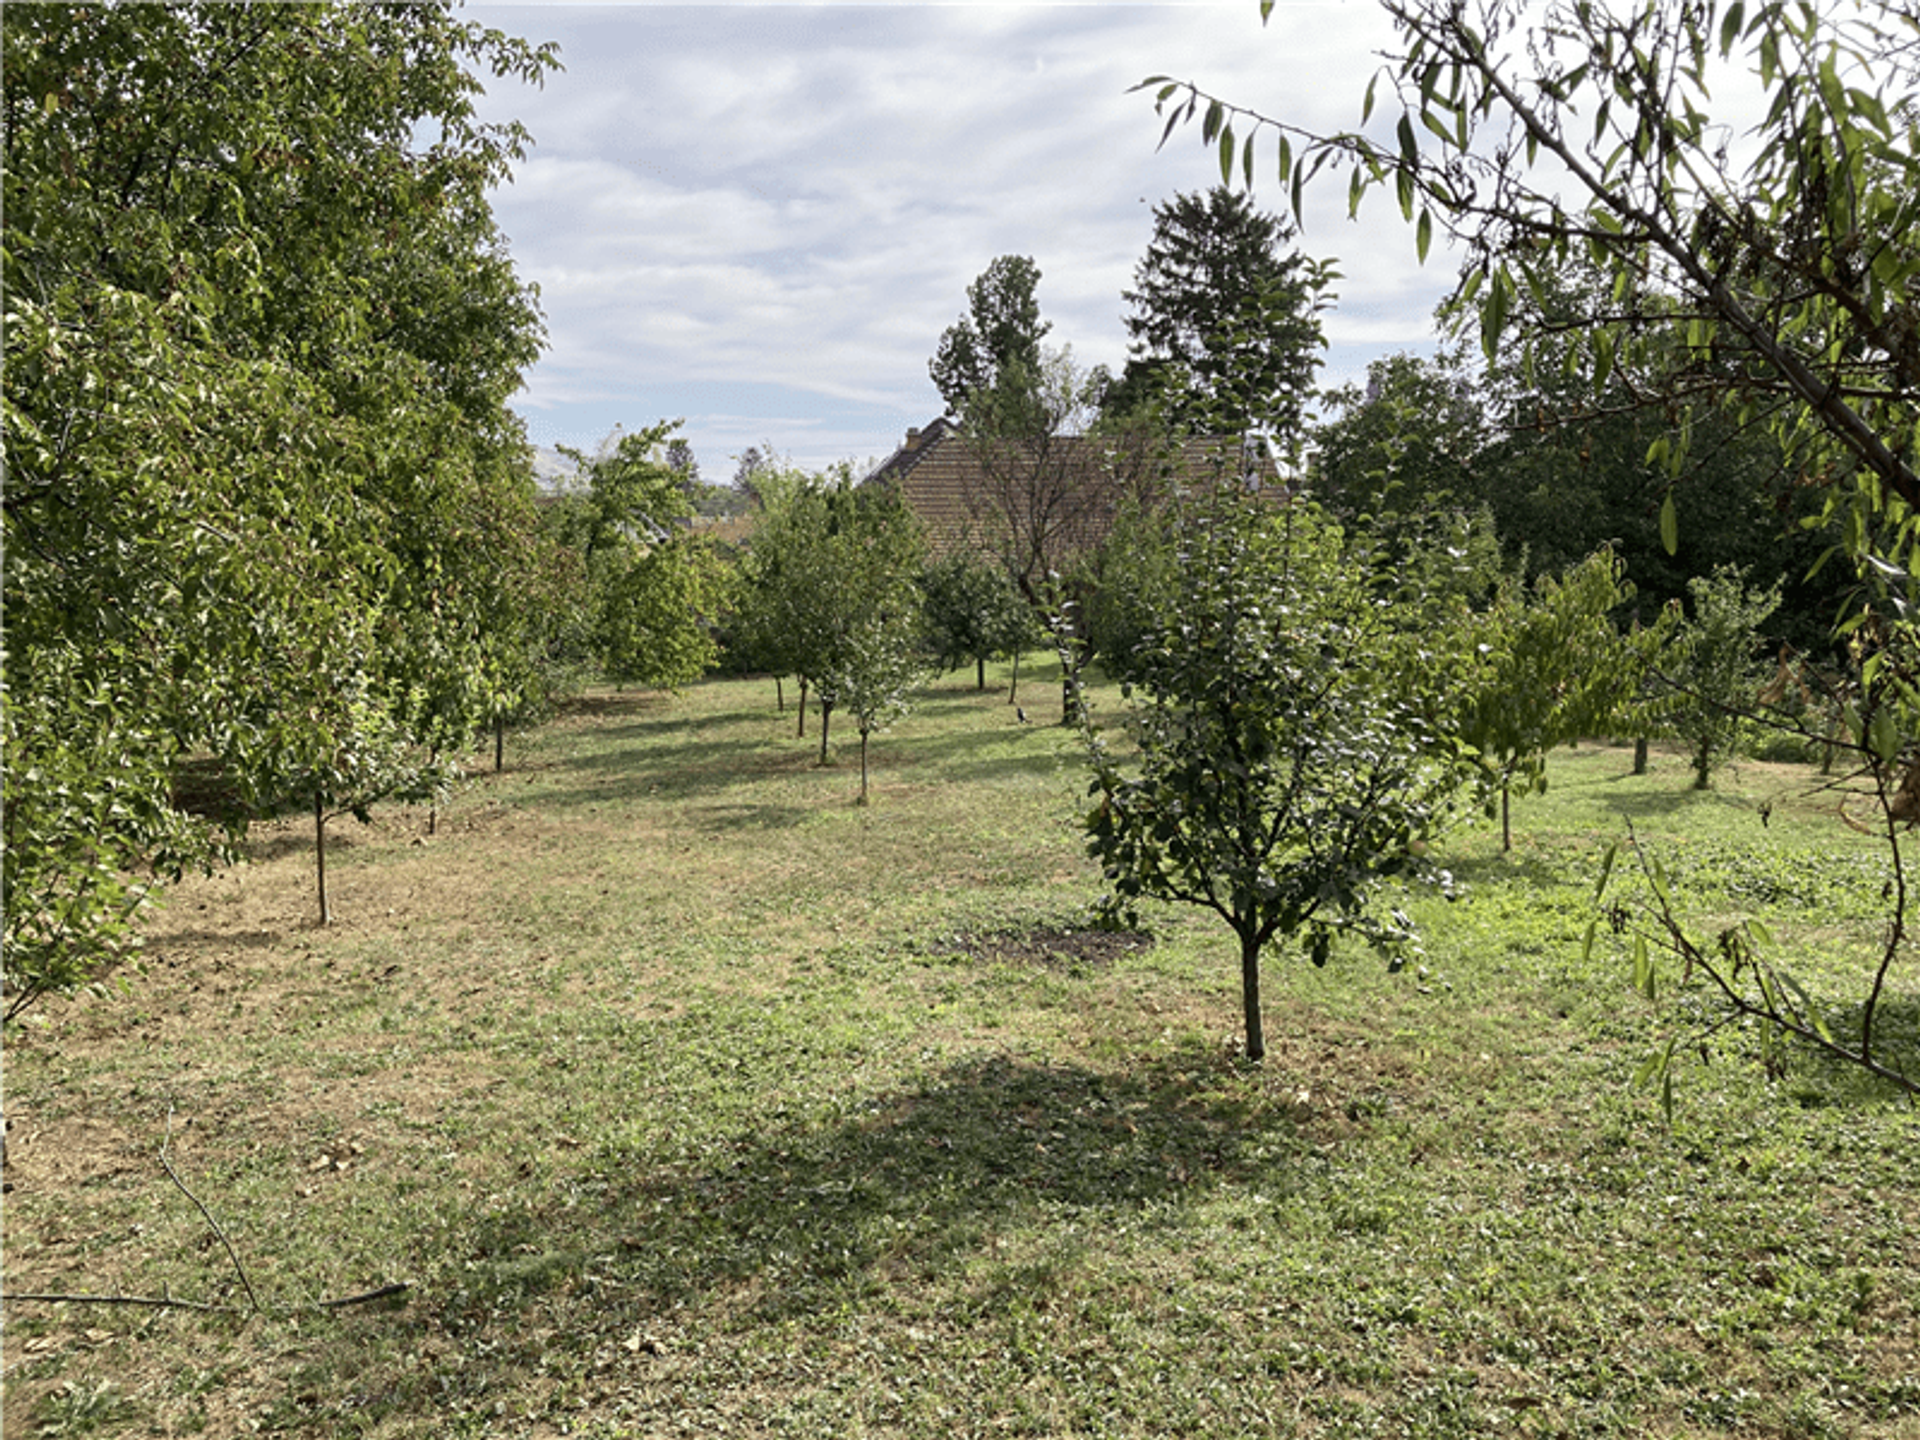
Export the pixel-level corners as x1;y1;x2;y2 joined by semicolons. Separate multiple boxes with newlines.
4;665;1917;1439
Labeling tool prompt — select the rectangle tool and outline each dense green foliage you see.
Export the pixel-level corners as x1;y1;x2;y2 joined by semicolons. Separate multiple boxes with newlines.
1080;497;1470;1060
733;470;928;778
1667;565;1788;789
919;551;1041;691
1110;186;1332;441
928;255;1052;425
3;5;559;998
548;424;734;692
1449;550;1677;847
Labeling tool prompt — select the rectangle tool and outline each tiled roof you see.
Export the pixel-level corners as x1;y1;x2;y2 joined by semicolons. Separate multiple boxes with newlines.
863;419;1275;563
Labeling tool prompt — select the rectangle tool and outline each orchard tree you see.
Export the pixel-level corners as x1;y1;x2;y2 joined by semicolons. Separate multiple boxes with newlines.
1080;495;1470;1062
920;551;1042;692
1113;186;1334;440
559;424;731;690
1452;550;1677;849
1663;565;1786;789
3;4;557;1003
930;255;1053;425
738;470;927;769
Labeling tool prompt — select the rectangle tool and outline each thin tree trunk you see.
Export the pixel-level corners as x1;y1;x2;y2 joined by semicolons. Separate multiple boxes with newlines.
1239;928;1265;1062
1634;736;1649;775
1694;737;1713;790
1008;648;1021;704
775;675;785;713
314;789;331;927
858;728;871;805
1501;780;1512;853
818;698;833;765
495;716;505;773
977;655;986;691
796;677;808;738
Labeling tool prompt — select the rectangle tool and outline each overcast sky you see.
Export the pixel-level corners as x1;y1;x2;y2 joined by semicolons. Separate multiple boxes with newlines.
469;1;1458;479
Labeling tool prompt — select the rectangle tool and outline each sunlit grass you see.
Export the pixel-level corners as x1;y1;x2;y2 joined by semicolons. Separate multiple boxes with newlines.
5;666;1916;1438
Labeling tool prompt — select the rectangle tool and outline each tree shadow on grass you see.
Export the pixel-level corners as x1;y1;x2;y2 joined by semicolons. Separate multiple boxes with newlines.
442;1049;1309;1336
1796;995;1920;1104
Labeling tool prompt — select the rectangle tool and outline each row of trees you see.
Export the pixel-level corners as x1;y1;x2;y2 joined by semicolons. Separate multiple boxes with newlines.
0;9;735;1013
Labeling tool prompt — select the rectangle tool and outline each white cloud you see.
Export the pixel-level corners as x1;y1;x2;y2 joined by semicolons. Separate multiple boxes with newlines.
472;2;1454;471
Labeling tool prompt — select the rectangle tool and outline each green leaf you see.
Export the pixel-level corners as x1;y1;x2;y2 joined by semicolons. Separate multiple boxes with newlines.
1416;207;1433;263
1219;122;1236;185
1659;493;1678;555
1718;2;1745;56
1869;706;1899;764
1480;269;1510;360
1594;840;1619;899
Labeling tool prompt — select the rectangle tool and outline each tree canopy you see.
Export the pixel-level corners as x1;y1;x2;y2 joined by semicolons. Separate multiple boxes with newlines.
3;4;559;1002
1113;186;1333;441
929;255;1053;425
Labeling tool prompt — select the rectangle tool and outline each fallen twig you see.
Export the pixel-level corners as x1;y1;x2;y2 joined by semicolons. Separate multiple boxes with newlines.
318;1282;412;1309
161;1107;261;1314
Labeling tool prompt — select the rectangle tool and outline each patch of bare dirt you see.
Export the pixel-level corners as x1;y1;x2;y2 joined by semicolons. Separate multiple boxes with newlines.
949;924;1155;968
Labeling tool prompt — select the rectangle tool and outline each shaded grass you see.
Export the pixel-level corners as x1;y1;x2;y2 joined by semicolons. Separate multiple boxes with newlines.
4;672;1917;1438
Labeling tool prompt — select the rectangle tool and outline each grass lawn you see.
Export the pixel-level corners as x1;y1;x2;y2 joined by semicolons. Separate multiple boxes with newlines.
4;665;1917;1438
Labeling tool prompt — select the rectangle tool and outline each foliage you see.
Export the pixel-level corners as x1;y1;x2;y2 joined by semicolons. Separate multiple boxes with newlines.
553;424;731;691
1140;0;1918;1092
1111;185;1333;442
1312;349;1484;523
929;255;1053;425
1663;564;1787;789
736;469;927;770
2;3;557;1010
1078;496;1470;1060
919;551;1042;690
1450;549;1677;848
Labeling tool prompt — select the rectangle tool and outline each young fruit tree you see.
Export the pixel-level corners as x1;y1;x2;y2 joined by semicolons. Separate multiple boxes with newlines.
1451;549;1677;849
1078;495;1470;1062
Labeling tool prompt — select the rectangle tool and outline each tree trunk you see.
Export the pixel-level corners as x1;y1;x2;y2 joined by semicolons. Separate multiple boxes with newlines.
818;698;833;765
1239;928;1265;1062
1694;737;1713;790
796;677;808;738
858;728;871;805
1634;736;1649;775
977;655;986;691
1501;780;1512;853
494;716;505;773
314;789;331;927
1008;648;1021;704
775;675;785;713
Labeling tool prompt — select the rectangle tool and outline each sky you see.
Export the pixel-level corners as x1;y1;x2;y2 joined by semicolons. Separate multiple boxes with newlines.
468;1;1460;480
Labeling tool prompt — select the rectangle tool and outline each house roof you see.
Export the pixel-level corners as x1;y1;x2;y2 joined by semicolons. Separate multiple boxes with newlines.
862;418;1278;562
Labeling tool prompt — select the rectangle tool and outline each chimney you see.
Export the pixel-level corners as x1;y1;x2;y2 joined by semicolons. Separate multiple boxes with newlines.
904;427;923;451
